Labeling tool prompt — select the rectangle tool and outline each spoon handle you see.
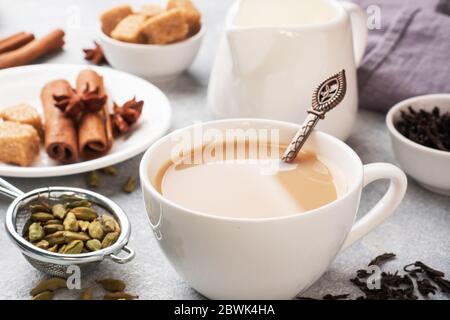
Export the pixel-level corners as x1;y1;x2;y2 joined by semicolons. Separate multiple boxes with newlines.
282;113;320;162
282;69;347;163
0;177;24;199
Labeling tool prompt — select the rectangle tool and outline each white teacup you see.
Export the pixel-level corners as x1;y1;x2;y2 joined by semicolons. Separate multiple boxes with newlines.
139;119;407;299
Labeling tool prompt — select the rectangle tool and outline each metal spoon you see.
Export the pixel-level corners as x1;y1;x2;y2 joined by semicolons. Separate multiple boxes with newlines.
282;69;347;163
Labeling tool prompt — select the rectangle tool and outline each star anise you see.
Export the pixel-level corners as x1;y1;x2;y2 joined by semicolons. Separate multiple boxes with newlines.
83;42;106;65
80;83;107;113
111;97;144;137
53;89;84;118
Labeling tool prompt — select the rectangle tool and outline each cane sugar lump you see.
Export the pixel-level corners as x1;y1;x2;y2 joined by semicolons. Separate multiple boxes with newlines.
167;0;201;36
140;4;165;18
140;9;189;44
0;121;40;166
101;5;133;36
111;14;148;43
0;103;42;134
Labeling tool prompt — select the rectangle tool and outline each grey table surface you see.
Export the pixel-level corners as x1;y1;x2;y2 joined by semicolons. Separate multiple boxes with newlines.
0;0;449;300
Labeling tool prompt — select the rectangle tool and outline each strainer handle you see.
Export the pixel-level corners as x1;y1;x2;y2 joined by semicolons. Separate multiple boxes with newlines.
0;178;24;199
108;245;135;264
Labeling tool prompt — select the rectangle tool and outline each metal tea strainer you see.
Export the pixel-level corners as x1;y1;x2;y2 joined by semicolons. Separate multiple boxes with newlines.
1;178;134;278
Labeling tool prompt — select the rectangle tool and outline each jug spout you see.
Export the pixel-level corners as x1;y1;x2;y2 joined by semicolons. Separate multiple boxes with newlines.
225;1;276;76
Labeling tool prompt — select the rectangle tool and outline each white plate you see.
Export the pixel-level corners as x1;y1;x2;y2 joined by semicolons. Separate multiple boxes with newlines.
0;64;171;177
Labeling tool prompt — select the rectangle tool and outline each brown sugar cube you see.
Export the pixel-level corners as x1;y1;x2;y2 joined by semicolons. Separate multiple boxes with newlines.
0;121;40;166
0;103;42;134
139;4;165;18
111;14;148;43
167;0;201;36
100;5;133;36
139;9;189;45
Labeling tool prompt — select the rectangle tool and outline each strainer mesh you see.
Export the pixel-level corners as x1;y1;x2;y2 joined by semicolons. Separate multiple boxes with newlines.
12;190;115;277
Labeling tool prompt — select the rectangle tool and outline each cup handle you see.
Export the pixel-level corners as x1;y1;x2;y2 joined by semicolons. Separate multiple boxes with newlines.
341;163;407;251
341;1;368;66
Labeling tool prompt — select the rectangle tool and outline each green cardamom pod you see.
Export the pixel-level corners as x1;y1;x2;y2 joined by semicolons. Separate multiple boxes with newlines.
30;278;67;296
88;221;105;240
29;222;44;242
63;212;79;232
35;239;49;249
31;212;54;222
44;231;65;245
32;291;54;300
52;203;67;219
102;214;120;233
78;220;90;232
101;232;119;249
43;224;64;235
29;203;51;213
71;207;97;221
63;231;90;243
48;245;58;252
104;292;138;300
80;287;93;300
63;240;84;254
87;170;99;188
66;200;92;209
123;176;137;193
86;239;102;251
45;219;63;225
101;166;118;176
97;278;126;292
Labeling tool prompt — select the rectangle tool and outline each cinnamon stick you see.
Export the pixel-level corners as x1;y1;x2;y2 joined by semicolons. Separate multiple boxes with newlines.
76;69;114;160
0;29;64;69
0;32;35;54
41;79;79;164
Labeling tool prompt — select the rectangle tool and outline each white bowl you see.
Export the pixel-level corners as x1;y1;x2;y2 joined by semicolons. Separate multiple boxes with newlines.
386;94;450;196
98;26;205;82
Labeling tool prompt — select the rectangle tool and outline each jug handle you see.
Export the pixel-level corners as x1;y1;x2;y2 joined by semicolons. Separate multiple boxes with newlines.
341;1;368;66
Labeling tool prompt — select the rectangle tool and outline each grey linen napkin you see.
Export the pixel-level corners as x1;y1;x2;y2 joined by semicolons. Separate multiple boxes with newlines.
353;0;450;112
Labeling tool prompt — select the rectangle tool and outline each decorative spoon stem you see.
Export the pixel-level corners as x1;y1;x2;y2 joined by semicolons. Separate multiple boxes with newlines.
282;70;347;163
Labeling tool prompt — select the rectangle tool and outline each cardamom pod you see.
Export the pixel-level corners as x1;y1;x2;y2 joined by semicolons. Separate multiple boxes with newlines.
63;231;90;243
104;292;138;300
45;219;62;225
78;220;90;232
52;203;67;219
32;291;54;300
101;166;118;176
102;214;120;233
80;287;93;300
62;240;84;254
29;222;44;242
87;170;99;188
71;207;97;221
63;212;79;232
44;231;65;245
86;239;102;251
29;204;51;213
35;239;49;249
43;224;64;235
101;232;119;249
97;278;126;292
31;212;54;222
30;277;67;295
48;245;58;252
123;176;137;193
88;221;105;240
66;199;92;209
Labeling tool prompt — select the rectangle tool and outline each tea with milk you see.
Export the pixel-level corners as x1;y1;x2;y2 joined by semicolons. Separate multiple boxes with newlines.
155;142;344;219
